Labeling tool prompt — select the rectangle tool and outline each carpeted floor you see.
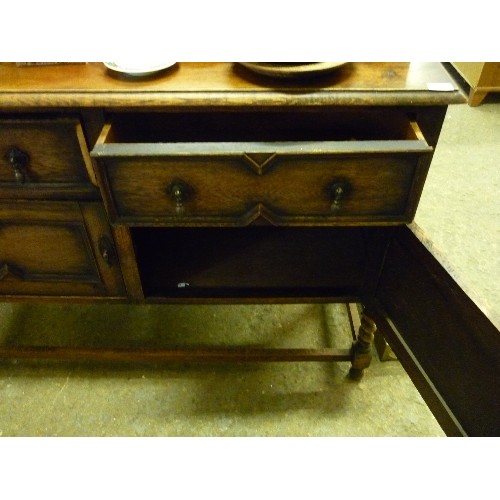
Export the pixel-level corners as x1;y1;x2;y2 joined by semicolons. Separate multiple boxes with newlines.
0;302;444;436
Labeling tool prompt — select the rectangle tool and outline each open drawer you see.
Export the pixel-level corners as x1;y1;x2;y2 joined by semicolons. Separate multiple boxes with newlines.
91;110;433;226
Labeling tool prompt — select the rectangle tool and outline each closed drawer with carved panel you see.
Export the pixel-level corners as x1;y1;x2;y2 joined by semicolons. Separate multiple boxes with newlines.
0;115;98;199
92;110;433;227
0;201;126;298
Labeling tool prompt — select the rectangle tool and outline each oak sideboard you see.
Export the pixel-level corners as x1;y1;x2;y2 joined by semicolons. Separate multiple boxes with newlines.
2;62;497;436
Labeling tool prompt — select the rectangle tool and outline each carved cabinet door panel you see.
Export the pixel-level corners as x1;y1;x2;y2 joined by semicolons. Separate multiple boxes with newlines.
0;201;126;298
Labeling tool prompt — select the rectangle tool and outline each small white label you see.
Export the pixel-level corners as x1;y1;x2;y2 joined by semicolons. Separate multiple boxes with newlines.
427;82;455;92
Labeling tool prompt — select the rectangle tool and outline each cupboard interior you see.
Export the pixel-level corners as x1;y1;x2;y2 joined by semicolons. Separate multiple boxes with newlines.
130;226;384;300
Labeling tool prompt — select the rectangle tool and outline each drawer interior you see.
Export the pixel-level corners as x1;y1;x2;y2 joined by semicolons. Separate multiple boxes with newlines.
131;226;381;299
101;110;424;144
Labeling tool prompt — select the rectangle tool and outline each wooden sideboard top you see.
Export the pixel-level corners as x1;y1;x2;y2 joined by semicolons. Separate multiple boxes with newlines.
0;62;466;108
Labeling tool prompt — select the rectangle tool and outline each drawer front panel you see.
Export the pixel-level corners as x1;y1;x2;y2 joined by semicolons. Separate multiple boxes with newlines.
101;153;420;226
0;116;96;197
0;201;126;297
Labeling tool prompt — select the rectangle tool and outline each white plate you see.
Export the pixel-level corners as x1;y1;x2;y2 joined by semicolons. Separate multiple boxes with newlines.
103;61;176;76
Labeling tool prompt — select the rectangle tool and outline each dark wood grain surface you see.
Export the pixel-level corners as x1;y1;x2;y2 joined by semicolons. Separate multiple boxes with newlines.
375;226;500;436
0;62;465;108
0;201;125;298
0;116;97;199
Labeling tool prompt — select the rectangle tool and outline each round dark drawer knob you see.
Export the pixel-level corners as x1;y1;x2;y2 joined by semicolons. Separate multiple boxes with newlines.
168;180;193;214
5;146;30;184
329;181;350;213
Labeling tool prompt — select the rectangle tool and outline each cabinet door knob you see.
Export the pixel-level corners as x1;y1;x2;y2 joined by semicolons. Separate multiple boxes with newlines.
5;146;30;184
99;236;116;266
168;180;193;215
329;181;350;213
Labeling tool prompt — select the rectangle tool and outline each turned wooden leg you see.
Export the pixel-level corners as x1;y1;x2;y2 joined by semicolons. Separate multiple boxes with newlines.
349;309;377;380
